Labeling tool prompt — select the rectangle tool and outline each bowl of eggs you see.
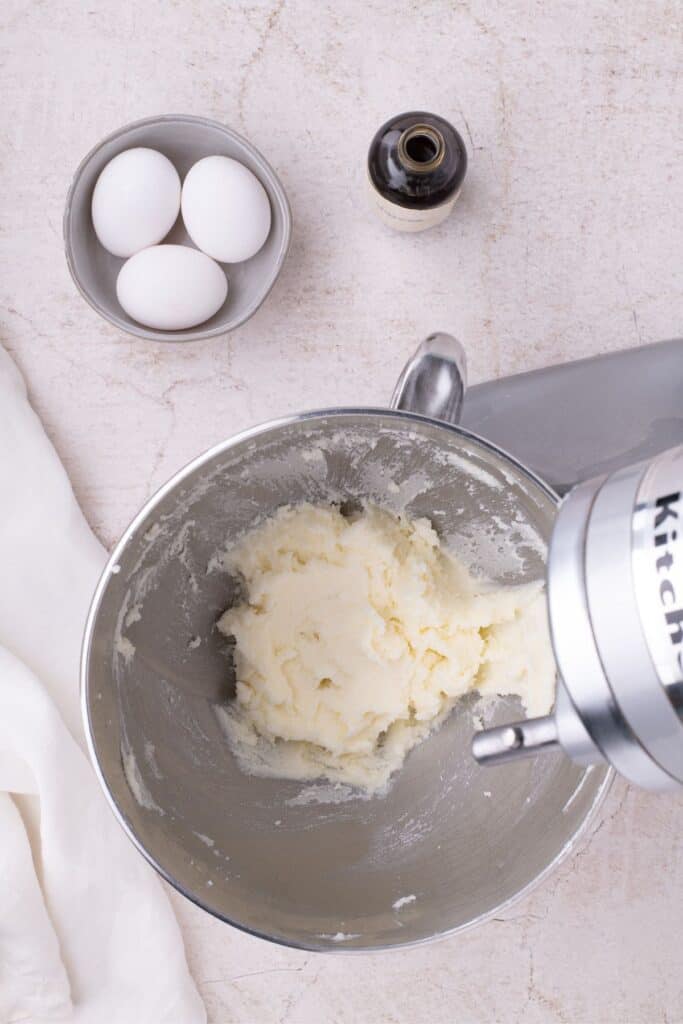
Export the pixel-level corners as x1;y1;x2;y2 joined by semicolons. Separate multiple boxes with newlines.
64;114;291;341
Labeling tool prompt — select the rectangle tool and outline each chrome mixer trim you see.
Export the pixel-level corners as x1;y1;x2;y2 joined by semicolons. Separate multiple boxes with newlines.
546;475;662;785
585;462;683;786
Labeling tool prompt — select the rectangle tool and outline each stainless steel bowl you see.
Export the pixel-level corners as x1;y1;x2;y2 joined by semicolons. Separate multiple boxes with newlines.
64;114;291;342
82;337;611;951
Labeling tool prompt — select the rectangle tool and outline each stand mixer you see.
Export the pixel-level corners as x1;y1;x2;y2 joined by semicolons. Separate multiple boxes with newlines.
83;332;681;951
461;339;683;791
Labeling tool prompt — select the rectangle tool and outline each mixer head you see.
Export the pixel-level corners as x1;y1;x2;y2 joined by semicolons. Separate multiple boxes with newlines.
473;446;683;792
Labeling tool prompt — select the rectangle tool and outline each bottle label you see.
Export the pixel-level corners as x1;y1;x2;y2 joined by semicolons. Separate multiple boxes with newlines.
367;175;461;233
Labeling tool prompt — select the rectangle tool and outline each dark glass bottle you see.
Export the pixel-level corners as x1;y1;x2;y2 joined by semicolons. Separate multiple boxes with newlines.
367;111;468;232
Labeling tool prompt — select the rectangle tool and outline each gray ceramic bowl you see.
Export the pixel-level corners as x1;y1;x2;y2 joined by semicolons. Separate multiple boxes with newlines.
64;114;291;342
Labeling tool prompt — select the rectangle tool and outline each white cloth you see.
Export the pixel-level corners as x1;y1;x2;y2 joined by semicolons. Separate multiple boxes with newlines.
0;345;205;1023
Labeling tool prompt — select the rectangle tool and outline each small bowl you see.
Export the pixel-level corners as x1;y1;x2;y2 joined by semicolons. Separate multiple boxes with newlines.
64;114;291;342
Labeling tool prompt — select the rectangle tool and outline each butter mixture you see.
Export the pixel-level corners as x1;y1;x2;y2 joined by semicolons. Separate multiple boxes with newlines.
217;503;555;792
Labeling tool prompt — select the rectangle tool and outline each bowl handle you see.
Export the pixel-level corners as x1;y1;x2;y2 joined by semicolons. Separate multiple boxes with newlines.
390;333;467;425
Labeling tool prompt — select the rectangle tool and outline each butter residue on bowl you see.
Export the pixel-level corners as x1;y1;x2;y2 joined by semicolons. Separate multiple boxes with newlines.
216;503;555;793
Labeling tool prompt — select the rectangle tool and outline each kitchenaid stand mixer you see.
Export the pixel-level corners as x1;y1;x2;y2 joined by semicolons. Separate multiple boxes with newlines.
83;331;680;951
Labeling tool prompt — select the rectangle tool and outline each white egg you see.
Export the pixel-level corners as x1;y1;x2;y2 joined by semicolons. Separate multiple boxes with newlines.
92;148;181;258
116;245;228;331
181;155;272;263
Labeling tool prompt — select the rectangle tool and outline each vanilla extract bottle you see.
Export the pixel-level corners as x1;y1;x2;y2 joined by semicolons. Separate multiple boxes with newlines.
367;111;468;232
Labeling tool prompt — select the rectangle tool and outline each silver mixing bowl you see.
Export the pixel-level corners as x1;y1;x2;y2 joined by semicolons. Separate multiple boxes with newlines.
82;337;611;951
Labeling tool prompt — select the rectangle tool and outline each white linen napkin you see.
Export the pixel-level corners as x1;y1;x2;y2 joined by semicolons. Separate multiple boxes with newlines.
0;344;206;1023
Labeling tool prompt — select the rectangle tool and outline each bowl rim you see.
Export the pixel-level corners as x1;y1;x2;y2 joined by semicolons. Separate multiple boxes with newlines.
63;113;292;342
80;406;614;953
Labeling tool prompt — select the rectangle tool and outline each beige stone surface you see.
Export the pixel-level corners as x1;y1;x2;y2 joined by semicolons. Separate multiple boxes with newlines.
1;1;682;1021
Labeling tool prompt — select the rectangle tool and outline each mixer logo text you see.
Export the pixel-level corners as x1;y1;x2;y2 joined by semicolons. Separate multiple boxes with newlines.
654;491;683;670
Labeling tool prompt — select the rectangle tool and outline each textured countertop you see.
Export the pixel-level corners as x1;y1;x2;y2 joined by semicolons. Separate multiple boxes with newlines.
2;1;682;1021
